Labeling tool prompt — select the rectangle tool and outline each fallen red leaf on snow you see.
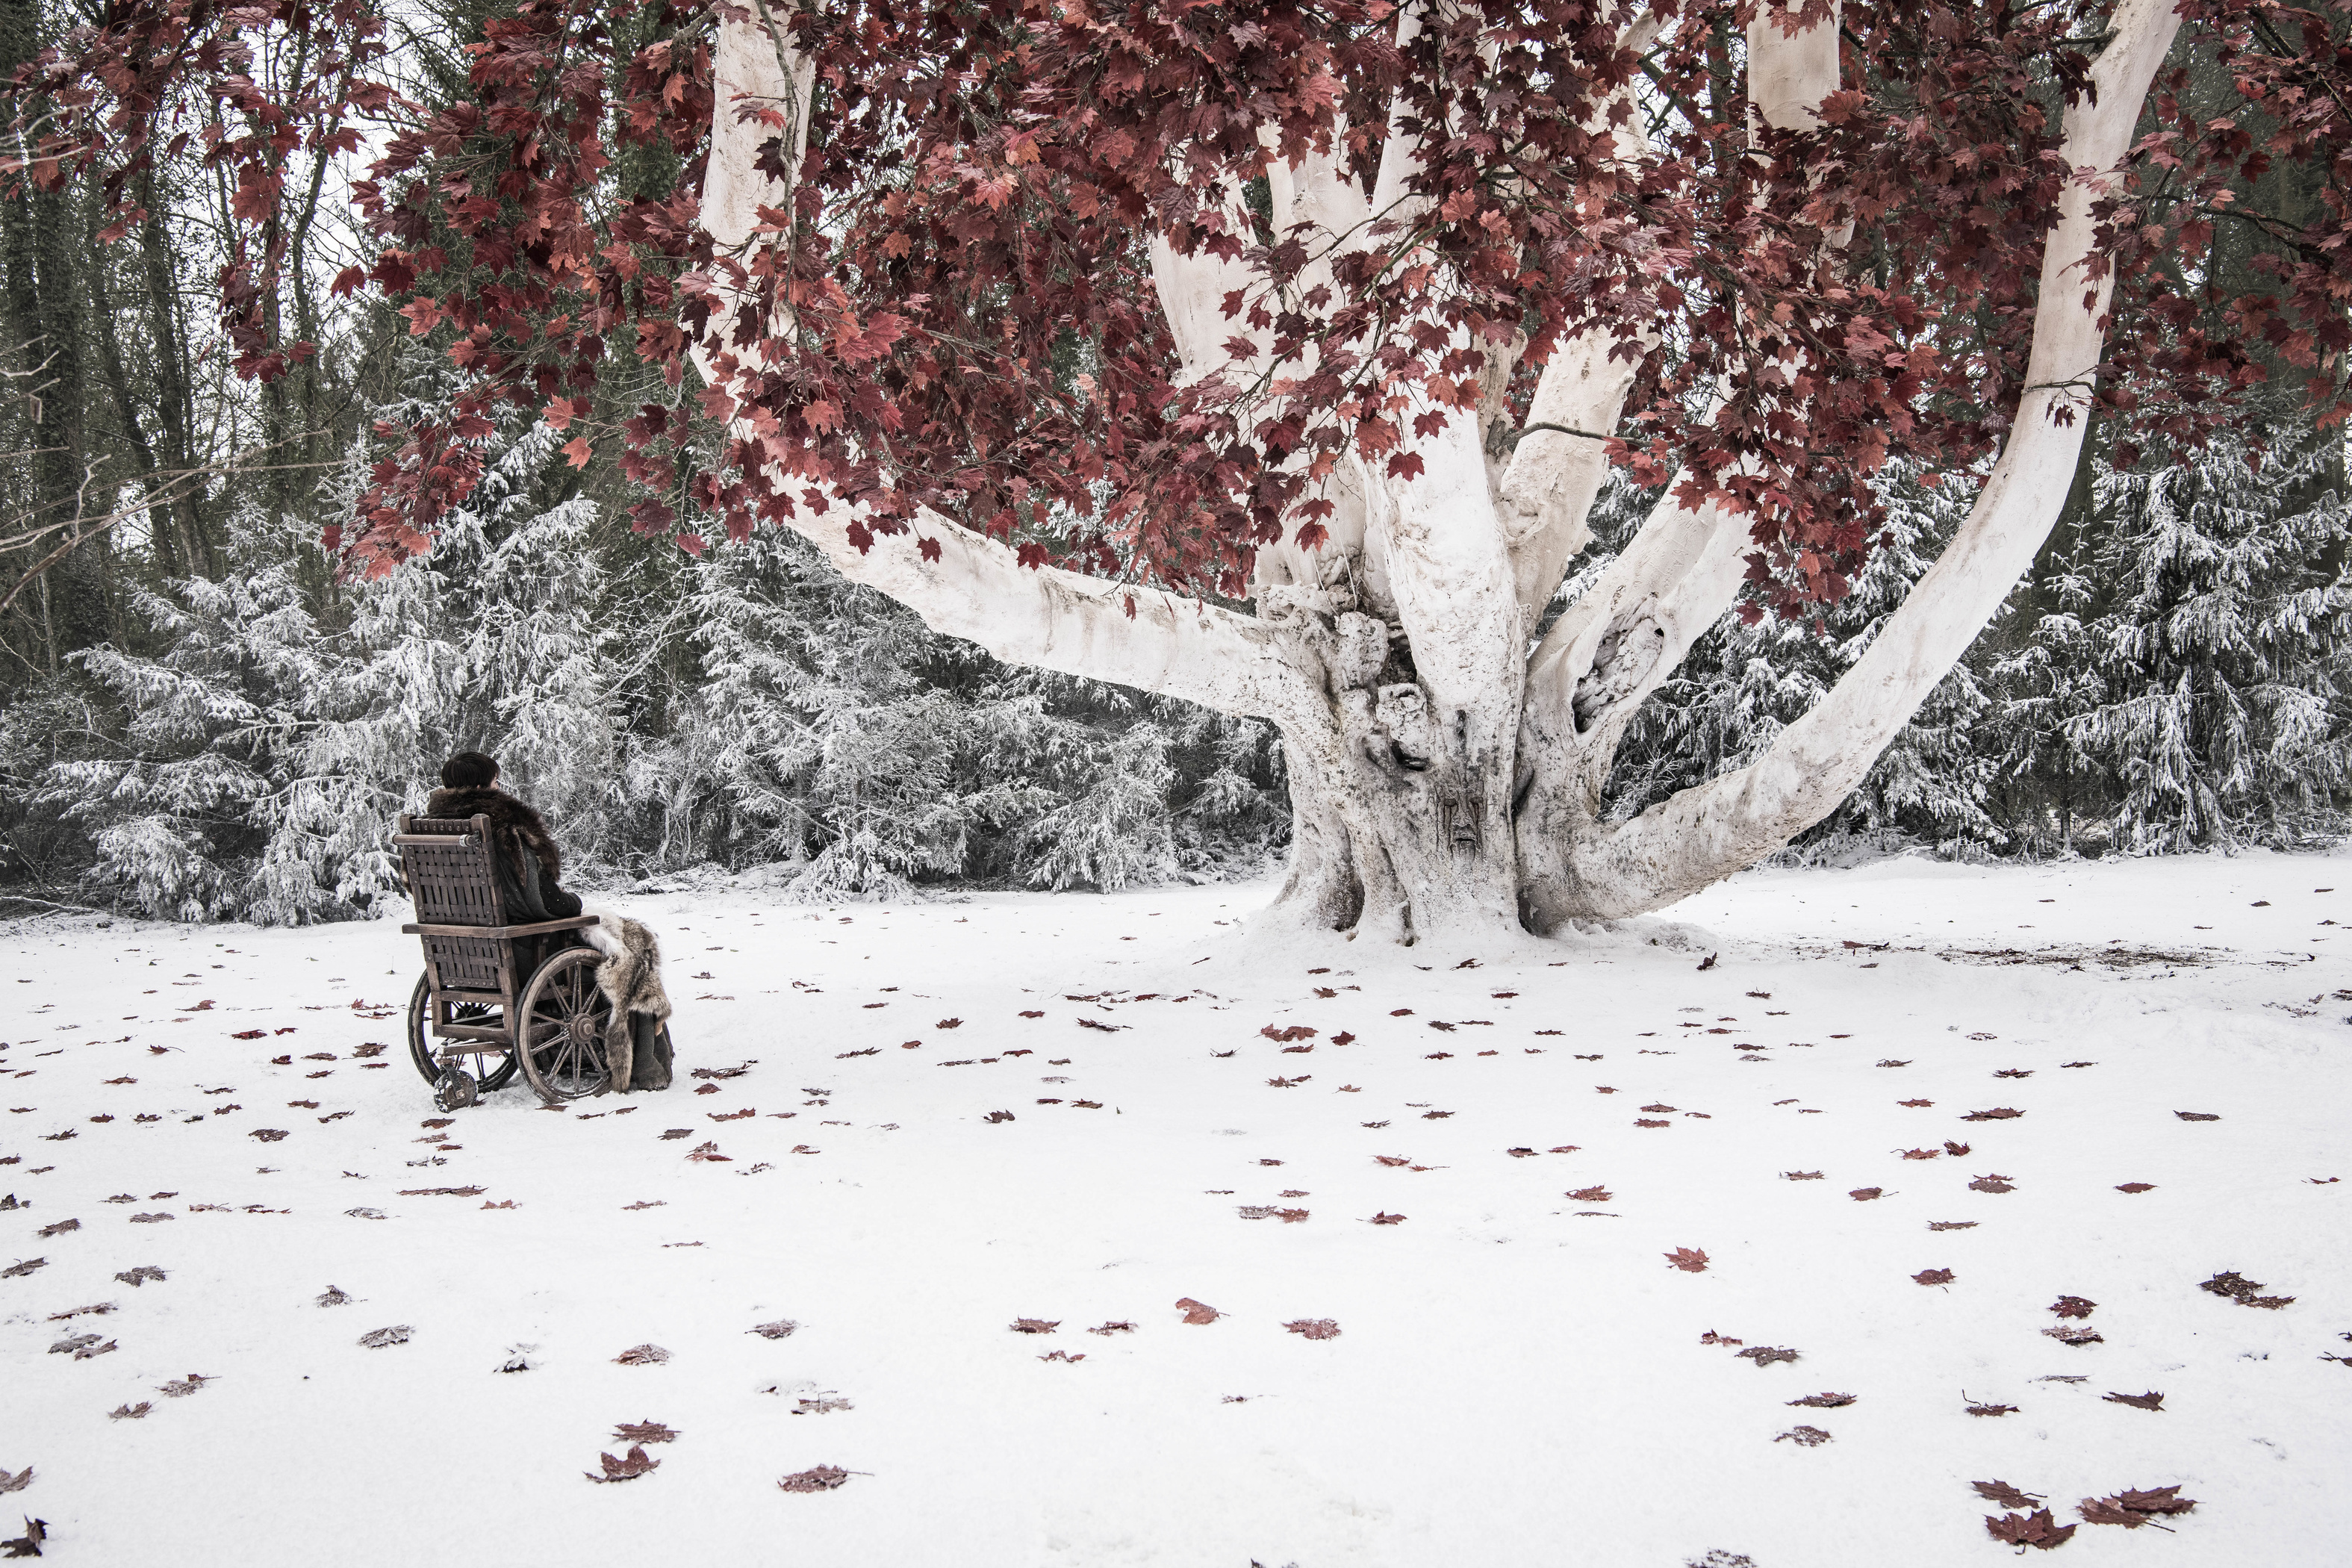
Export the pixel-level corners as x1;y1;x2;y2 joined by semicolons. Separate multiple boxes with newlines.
777;1465;851;1493
2077;1486;2196;1528
1175;1298;1222;1325
1985;1508;2076;1551
1665;1247;1709;1273
612;1420;678;1444
587;1445;661;1484
2200;1270;2295;1309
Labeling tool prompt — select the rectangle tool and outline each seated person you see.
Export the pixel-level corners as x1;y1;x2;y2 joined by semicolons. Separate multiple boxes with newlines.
422;751;672;1091
423;750;581;924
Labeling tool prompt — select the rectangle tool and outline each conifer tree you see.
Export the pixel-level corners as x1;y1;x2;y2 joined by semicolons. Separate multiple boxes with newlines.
2061;431;2352;850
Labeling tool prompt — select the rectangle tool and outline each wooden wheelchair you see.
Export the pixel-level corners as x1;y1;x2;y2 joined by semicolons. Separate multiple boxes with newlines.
394;811;617;1111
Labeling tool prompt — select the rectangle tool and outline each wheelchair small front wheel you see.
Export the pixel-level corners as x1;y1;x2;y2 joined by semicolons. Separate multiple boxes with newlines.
407;971;519;1093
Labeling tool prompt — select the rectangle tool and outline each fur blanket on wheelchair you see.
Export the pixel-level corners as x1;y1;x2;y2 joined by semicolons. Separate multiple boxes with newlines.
579;906;674;1092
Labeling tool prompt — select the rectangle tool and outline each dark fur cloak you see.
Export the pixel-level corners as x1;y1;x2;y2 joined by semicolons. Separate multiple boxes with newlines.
423;785;580;921
593;914;673;1092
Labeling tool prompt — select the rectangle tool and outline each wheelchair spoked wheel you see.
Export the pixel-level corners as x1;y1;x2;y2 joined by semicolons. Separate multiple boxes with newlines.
407;972;520;1094
515;947;615;1104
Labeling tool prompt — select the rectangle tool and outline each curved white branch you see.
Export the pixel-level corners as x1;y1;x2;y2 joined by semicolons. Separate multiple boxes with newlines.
703;7;817;252
1499;327;1651;618
1523;480;1750;765
1562;0;2185;915
1150;234;1270;388
791;504;1302;718
1495;8;1663;620
696;16;1292;720
1746;0;1842;132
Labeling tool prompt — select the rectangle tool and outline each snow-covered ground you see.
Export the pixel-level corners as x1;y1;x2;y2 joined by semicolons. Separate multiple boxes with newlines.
4;850;2348;1566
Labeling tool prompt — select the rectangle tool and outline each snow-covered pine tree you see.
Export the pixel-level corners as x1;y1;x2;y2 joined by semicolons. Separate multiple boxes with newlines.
1976;517;2114;855
676;523;1021;899
2055;428;2352;851
429;417;621;860
49;527;332;920
43;381;632;921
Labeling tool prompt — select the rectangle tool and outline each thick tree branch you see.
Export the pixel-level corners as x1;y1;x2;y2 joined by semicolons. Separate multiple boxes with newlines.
1746;0;1842;132
1499;325;1649;618
703;4;816;254
788;500;1304;720
1148;234;1271;389
1496;7;1663;623
700;16;1286;720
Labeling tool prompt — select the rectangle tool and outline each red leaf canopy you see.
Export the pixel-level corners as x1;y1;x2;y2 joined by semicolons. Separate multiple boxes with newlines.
10;0;2348;611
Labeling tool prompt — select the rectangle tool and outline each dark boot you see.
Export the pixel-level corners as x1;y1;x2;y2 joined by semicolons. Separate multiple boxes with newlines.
634;1014;673;1090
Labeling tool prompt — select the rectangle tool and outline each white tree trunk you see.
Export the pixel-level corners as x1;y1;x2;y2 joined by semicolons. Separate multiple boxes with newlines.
697;0;2183;943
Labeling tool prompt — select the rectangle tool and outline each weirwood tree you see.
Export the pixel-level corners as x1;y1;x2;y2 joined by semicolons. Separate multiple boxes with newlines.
15;0;2351;942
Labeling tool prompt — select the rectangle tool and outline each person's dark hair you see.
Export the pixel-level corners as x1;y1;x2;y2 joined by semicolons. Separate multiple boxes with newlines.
440;751;499;789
